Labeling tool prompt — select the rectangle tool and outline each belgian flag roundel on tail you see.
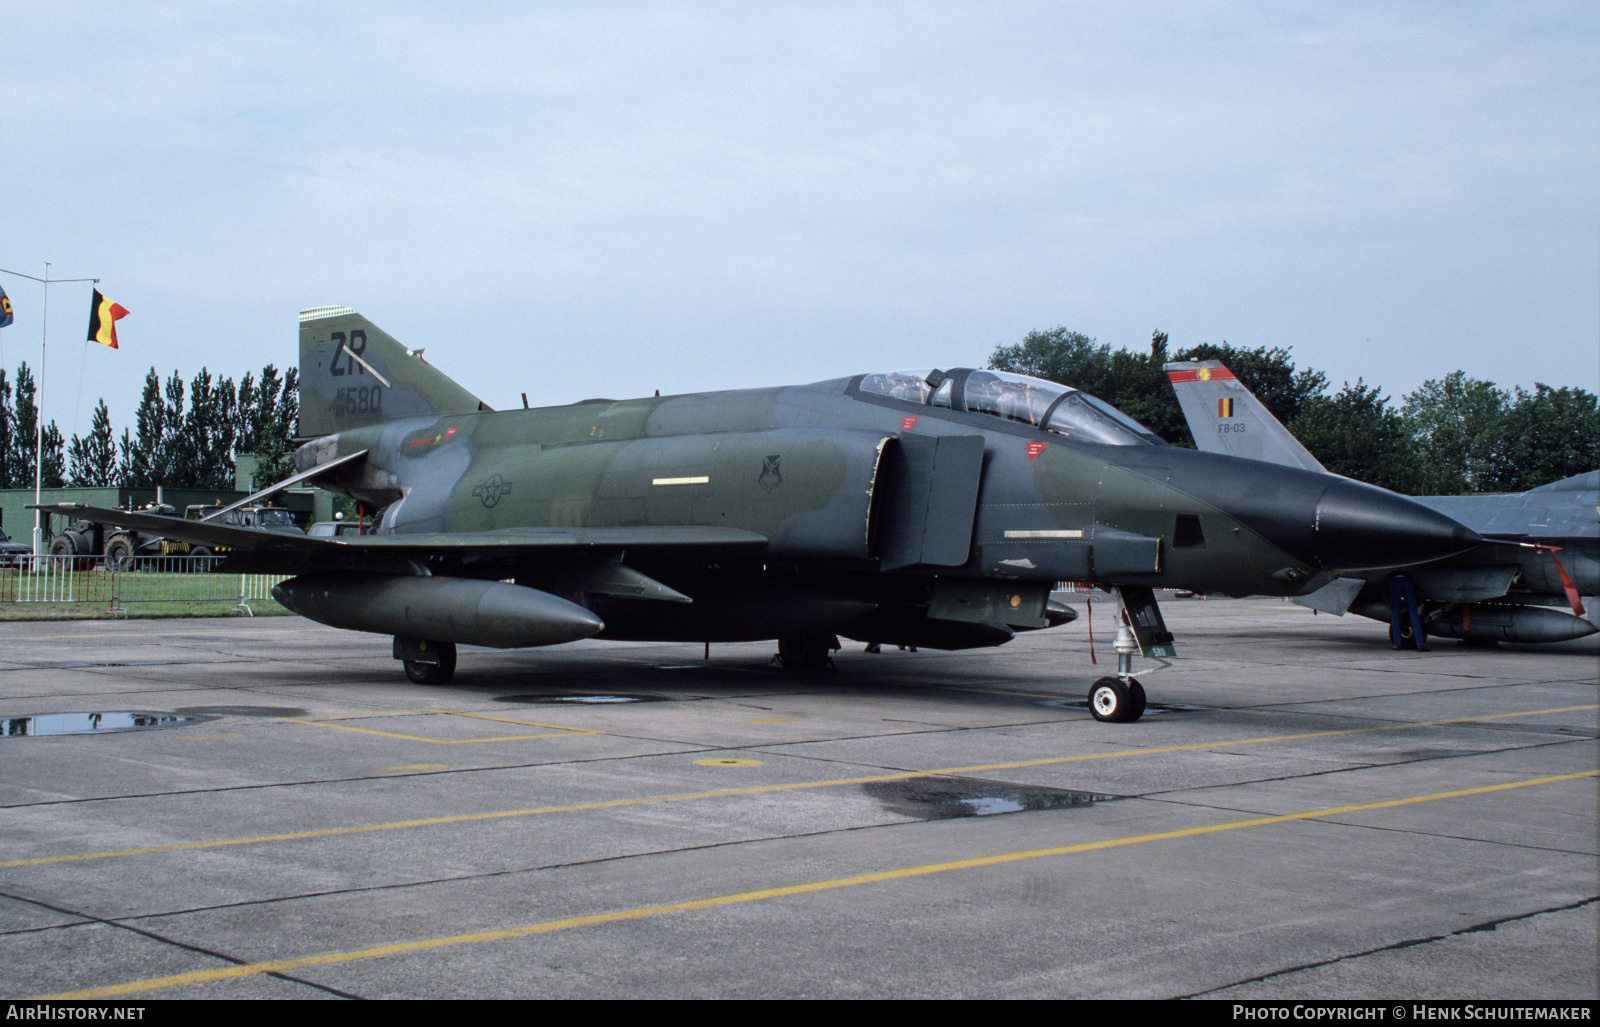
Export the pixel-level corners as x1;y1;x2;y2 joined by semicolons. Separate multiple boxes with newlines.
87;289;129;348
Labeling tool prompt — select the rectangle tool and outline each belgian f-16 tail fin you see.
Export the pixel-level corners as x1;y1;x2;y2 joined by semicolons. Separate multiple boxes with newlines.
1163;360;1326;473
297;307;492;438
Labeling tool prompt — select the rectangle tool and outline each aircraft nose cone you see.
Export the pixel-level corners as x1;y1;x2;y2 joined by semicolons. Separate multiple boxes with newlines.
1312;479;1482;571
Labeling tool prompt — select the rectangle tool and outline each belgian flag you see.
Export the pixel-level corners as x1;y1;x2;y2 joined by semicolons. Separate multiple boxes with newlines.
87;289;129;349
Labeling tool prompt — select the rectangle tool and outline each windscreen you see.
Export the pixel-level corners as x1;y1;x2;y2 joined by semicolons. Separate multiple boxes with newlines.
1045;392;1163;445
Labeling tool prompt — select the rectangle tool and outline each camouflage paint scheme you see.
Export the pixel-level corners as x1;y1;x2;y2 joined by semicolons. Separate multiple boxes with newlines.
34;309;1483;708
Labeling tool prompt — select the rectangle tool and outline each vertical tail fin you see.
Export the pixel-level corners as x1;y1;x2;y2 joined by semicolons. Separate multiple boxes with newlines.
297;307;490;438
1163;360;1326;472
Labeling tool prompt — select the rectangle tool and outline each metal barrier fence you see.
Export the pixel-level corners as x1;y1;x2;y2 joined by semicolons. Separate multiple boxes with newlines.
0;555;288;615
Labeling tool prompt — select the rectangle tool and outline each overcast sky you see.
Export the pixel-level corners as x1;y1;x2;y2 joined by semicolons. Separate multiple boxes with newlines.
3;2;1596;444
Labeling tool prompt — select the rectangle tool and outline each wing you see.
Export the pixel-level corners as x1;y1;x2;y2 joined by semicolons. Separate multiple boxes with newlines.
28;503;767;557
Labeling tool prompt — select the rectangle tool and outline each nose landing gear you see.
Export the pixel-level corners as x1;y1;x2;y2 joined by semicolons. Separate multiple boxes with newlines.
1086;586;1173;723
1088;619;1148;722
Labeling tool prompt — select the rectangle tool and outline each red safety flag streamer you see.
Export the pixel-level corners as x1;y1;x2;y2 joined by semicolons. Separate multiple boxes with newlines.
1530;544;1586;616
1085;594;1096;665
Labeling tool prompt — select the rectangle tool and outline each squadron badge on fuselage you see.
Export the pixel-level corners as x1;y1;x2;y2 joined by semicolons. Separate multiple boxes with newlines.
759;455;783;493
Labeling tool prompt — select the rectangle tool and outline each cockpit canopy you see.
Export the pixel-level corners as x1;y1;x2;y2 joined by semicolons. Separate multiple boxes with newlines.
859;368;1164;446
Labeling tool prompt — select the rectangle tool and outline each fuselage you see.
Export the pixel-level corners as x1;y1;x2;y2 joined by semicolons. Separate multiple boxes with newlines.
299;368;1479;642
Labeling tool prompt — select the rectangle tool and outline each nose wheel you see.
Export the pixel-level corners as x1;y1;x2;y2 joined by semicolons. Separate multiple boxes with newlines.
1088;676;1147;722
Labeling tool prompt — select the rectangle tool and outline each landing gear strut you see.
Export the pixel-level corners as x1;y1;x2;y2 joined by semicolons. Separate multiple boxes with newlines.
1087;619;1147;722
1086;587;1173;723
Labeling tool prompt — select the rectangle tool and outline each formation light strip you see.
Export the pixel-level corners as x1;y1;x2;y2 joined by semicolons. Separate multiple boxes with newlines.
1004;529;1084;539
652;476;710;486
299;305;356;322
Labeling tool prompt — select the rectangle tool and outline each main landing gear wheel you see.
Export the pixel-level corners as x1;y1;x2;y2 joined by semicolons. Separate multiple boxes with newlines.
1088;676;1146;723
777;633;835;671
403;641;457;685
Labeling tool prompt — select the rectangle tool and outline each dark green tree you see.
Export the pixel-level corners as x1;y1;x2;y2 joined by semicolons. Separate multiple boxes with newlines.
39;421;64;489
253;367;299;486
0;370;13;489
119;369;168;487
1401;372;1508;495
1290;379;1421;493
235;364;298;487
1480;384;1600;492
67;399;119;487
9;364;38;491
171;368;239;489
0;364;67;490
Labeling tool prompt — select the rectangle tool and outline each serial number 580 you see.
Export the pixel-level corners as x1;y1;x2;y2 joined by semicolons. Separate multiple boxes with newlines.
335;386;382;416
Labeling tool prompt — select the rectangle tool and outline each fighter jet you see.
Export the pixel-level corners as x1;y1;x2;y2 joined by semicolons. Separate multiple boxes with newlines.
32;310;1484;722
1165;359;1598;645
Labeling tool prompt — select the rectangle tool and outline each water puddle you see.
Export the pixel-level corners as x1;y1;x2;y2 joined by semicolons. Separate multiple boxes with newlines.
863;776;1120;821
494;693;667;705
2;712;201;737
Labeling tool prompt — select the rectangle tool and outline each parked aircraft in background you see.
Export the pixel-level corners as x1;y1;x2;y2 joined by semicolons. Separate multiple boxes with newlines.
31;312;1484;722
1164;360;1597;645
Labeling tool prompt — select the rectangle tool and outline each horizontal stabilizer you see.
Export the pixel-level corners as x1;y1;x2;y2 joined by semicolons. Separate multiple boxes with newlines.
199;450;369;523
1291;576;1364;615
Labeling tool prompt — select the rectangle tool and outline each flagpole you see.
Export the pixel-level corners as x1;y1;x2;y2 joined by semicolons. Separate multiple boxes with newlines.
35;262;47;557
0;265;102;555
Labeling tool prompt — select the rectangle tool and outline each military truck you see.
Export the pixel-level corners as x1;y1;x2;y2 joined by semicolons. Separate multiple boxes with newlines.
48;504;178;569
47;503;304;570
176;504;305;569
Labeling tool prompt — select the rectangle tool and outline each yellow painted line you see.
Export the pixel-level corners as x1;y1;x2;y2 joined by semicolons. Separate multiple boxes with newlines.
280;708;602;744
41;769;1598;1000
695;758;765;767
4;703;1593;871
